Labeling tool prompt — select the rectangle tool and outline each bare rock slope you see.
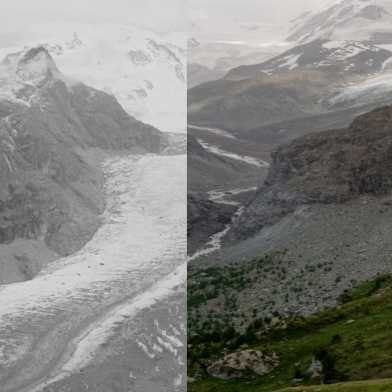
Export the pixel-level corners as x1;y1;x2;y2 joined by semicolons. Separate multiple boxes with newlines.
232;105;392;240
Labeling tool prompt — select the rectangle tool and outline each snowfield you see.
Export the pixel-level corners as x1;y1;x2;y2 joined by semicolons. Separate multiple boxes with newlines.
0;154;186;392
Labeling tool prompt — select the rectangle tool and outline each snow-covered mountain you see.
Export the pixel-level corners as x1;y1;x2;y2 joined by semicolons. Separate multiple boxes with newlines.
288;0;392;44
225;39;392;80
0;22;186;133
281;0;392;111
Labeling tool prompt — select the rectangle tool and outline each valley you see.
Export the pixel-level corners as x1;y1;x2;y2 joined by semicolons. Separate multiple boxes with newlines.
188;0;392;391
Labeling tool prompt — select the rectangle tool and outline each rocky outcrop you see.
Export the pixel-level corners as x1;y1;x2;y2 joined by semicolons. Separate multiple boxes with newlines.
0;46;168;283
207;350;279;380
232;105;392;240
188;193;236;255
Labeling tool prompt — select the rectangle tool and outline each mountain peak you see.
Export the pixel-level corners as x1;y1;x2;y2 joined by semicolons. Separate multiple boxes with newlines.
0;46;76;105
16;46;60;84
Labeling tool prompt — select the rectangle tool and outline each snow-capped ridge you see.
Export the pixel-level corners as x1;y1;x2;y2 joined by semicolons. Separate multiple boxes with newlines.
288;0;392;44
226;38;392;80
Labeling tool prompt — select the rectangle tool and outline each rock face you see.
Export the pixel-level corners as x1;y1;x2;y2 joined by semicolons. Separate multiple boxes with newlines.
188;193;236;255
0;46;167;283
207;350;279;380
306;357;324;383
232;105;392;240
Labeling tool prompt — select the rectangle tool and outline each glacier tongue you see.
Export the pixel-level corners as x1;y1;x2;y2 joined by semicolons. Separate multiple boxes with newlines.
0;154;186;391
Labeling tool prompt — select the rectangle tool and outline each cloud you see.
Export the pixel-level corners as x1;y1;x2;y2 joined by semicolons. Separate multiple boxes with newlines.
189;0;330;43
0;0;187;34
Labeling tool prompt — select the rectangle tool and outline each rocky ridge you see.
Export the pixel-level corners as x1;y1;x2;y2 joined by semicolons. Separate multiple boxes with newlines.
232;104;392;240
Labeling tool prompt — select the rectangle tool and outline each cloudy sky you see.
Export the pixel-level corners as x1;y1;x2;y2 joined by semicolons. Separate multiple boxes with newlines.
0;0;334;47
189;0;332;44
0;0;186;37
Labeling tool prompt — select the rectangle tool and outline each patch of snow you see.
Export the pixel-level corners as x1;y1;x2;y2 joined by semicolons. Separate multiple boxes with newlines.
188;124;237;139
323;40;344;50
277;53;301;70
197;139;270;168
208;187;257;206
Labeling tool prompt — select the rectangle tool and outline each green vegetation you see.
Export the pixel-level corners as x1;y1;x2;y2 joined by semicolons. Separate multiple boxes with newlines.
188;253;289;337
280;378;392;391
188;274;392;392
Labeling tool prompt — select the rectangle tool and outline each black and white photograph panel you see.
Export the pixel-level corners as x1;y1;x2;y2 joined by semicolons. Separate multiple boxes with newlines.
0;1;186;391
188;0;392;391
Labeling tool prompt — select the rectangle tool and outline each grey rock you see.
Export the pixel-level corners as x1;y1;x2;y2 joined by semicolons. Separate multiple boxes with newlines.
207;350;279;380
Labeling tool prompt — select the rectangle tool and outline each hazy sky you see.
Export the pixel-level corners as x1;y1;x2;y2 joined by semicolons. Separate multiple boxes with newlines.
189;0;332;44
0;0;334;46
0;0;187;35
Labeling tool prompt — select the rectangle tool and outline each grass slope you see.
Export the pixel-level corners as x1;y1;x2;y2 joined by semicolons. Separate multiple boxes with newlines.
280;378;392;391
188;275;392;392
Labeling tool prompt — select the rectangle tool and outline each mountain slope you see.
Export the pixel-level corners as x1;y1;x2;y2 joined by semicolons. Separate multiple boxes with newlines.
0;46;167;283
188;38;283;87
188;70;333;132
232;104;392;240
189;105;392;323
226;39;392;81
188;273;392;391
